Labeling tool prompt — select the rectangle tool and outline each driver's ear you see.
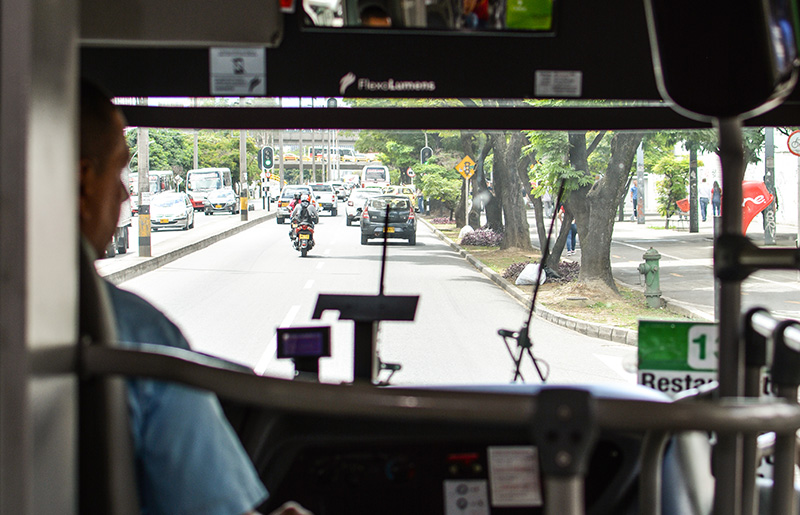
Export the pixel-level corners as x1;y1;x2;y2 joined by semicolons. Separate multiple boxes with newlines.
79;157;97;218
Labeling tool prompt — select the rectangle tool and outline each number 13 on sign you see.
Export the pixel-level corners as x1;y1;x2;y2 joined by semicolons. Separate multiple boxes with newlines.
687;325;718;370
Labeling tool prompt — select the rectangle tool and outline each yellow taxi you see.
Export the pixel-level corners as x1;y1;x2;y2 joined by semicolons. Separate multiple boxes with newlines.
383;185;417;204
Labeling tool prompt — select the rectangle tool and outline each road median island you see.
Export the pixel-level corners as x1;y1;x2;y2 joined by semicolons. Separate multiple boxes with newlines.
102;210;275;284
421;218;702;346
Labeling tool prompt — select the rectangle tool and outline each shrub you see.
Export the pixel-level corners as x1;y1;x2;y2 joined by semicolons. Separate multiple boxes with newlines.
502;260;581;284
431;217;455;224
503;261;530;281
461;228;503;246
552;261;580;283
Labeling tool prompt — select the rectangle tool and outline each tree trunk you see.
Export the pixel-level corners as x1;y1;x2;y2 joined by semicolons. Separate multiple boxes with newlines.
469;140;492;229
492;132;532;250
566;131;643;293
485;195;503;231
547;212;572;270
534;201;570;270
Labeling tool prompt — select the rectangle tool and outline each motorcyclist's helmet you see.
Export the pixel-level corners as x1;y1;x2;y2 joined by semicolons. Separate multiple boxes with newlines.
300;199;310;208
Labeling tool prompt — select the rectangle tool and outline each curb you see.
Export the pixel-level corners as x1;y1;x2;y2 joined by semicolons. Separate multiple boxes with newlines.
421;218;643;346
103;211;275;284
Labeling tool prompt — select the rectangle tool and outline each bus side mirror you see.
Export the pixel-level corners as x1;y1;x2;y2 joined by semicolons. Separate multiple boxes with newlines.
644;0;799;120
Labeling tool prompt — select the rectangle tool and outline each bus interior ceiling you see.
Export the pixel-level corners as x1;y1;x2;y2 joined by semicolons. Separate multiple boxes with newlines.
5;0;800;513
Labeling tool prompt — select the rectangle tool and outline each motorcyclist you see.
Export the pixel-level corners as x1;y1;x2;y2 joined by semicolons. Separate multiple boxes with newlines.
287;191;302;212
287;192;304;239
291;194;319;227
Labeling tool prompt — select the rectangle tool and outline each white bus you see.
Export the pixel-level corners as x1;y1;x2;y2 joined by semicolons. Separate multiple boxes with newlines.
186;167;232;210
360;164;390;188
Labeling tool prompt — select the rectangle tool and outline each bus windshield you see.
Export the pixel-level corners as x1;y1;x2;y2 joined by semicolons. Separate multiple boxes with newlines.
189;173;223;191
111;116;781;391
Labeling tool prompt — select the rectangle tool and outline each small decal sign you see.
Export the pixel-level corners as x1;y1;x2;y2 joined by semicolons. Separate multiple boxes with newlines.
210;48;266;96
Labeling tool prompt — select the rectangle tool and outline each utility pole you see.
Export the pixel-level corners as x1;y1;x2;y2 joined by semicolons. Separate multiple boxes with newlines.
311;130;317;183
239;98;248;220
637;142;645;224
193;97;198;170
689;148;698;233
279;130;285;190
137;124;151;257
240;131;248;220
764;127;776;245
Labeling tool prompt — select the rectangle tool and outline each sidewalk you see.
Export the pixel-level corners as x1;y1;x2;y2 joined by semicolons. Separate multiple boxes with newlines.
607;214;800;322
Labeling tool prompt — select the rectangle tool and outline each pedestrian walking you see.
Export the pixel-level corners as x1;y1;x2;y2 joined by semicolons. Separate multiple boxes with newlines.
698;178;711;222
711;180;721;217
566;221;578;255
630;180;638;220
560;208;578;255
542;190;553;217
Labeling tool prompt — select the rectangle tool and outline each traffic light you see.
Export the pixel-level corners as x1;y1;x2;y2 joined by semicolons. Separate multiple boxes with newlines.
260;146;274;170
420;146;432;164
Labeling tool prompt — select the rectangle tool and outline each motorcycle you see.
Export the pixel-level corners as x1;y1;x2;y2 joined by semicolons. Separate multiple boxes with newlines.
292;221;315;257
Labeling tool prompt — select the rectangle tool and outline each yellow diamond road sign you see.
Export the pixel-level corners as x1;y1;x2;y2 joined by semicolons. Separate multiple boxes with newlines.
456;155;476;179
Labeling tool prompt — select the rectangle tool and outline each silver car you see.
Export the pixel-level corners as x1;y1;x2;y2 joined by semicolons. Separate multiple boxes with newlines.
344;189;382;226
150;192;195;231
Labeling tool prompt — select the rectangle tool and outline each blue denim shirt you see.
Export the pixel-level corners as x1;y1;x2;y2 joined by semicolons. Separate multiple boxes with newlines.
106;281;268;515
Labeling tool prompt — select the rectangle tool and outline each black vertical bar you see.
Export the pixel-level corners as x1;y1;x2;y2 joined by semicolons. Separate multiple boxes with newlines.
713;116;745;515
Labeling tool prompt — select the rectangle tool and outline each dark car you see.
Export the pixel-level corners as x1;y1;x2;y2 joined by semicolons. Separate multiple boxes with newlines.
360;195;417;245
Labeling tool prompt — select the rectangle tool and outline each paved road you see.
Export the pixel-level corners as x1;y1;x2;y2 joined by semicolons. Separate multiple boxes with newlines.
117;210;639;387
529;212;800;319
95;198;276;278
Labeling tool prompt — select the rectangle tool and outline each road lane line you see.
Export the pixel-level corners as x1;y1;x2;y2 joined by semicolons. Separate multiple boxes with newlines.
746;273;800;291
304;279;314;289
614;241;685;260
316;262;324;270
254;305;300;375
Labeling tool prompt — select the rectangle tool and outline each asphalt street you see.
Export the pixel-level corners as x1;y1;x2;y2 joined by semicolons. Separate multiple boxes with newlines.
114;208;639;386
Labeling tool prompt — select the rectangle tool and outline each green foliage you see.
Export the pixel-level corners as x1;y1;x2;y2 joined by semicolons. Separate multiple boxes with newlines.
127;129;261;186
418;163;461;211
677;127;764;165
654;154;689;219
526;131;595;199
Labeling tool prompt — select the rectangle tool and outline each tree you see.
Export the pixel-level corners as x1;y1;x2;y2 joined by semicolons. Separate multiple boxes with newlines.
491;131;532;250
418;164;461;217
126;129;261;187
530;130;643;292
654;154;690;228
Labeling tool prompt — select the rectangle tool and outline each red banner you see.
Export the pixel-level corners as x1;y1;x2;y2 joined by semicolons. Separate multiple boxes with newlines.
742;181;774;234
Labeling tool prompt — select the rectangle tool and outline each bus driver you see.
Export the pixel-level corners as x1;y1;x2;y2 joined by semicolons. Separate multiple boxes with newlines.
79;80;310;515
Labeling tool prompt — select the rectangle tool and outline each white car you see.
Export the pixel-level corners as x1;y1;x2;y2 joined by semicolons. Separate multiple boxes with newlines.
328;181;347;200
150;192;195;231
344;189;382;226
309;183;338;216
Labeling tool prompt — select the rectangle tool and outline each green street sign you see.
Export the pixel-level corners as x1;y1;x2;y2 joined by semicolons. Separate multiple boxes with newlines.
637;320;718;395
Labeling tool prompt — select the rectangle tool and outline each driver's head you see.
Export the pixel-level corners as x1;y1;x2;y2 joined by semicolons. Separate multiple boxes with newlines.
294;192;301;200
79;80;130;257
